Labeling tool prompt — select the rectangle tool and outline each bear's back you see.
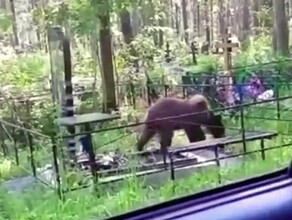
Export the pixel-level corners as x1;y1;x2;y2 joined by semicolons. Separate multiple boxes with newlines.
147;97;189;120
145;96;210;129
188;94;210;112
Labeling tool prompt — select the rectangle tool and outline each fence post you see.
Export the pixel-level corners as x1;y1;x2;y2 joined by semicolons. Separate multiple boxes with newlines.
169;152;175;181
63;36;76;161
9;111;19;165
164;85;168;97
239;86;247;153
11;103;19;165
130;82;136;109
214;145;221;184
260;139;266;161
27;131;36;177
146;82;151;106
183;85;186;99
12;130;19;165
275;74;280;119
51;134;63;200
25;100;37;177
169;152;176;194
84;123;98;190
0;123;7;157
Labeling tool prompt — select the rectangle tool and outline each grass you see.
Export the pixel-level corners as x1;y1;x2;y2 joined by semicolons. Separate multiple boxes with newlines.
0;146;290;220
0;140;54;182
1;99;292;219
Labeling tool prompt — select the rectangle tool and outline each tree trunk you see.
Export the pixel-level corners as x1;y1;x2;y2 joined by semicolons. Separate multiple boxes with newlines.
235;0;242;37
131;5;141;36
0;0;5;8
120;8;138;66
175;4;180;35
31;0;41;48
285;0;289;17
273;0;290;56
290;0;292;17
252;0;259;34
170;0;174;29
272;25;277;51
226;0;231;28
193;0;197;36
120;9;134;45
148;0;158;46
218;0;225;36
210;0;214;42
197;3;201;37
182;0;188;43
159;18;164;48
99;13;117;111
9;0;19;47
204;0;210;50
242;0;250;41
141;1;151;26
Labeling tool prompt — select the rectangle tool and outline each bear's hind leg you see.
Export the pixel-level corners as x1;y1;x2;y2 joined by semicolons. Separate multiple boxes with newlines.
159;130;174;168
184;126;206;143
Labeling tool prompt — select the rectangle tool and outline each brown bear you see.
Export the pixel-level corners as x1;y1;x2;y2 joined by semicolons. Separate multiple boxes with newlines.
136;94;225;161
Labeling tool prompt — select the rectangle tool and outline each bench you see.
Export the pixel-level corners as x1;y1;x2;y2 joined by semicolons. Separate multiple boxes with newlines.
170;131;277;154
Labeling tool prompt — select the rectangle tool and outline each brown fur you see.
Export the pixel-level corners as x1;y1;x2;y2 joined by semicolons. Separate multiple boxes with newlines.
136;94;225;154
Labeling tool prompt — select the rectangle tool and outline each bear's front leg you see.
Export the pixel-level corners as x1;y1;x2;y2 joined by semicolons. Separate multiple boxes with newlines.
184;125;206;143
159;130;174;169
136;126;156;152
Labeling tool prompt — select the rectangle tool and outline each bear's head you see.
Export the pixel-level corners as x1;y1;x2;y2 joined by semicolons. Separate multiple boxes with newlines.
207;114;225;138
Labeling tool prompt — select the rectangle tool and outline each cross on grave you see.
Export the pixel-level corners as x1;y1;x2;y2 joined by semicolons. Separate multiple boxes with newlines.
165;42;172;63
215;30;239;72
190;42;198;65
215;29;239;103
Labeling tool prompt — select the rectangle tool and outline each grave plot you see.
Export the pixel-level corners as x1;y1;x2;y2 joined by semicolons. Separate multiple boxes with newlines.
68;130;276;187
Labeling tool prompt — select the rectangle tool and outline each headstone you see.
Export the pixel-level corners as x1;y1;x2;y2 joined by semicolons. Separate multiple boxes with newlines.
190;42;198;65
165;42;172;63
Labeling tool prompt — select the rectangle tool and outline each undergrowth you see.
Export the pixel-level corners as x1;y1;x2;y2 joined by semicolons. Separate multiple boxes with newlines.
0;53;50;91
1;98;292;219
0;146;290;220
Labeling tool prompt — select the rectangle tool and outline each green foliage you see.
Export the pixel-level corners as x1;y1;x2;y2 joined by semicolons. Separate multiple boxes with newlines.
0;159;12;180
233;33;292;81
32;104;56;137
235;33;274;67
148;66;165;80
188;54;222;74
92;125;136;153
0;13;12;33
131;27;164;67
69;0;99;36
257;5;273;29
74;52;96;76
0;156;30;181
170;40;191;66
32;2;69;30
0;54;49;89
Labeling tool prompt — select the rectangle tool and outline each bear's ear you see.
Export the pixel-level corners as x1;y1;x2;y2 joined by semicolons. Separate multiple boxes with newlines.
215;114;222;121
